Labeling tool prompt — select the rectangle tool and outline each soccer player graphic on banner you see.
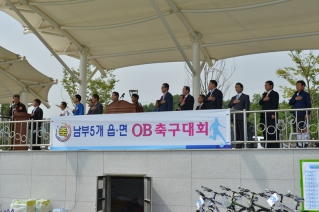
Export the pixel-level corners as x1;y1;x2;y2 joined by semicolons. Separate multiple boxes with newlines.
209;117;227;147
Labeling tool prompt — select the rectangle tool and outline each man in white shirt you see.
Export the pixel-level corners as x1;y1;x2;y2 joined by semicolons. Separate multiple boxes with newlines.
60;101;69;116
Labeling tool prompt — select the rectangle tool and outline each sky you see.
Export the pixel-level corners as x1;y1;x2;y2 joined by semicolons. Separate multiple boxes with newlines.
0;11;307;118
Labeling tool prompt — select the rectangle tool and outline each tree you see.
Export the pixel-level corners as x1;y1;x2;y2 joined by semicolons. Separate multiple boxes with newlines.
173;94;181;111
142;94;182;112
222;99;230;109
61;65;117;108
276;50;319;106
0;103;10;117
143;103;156;112
185;60;236;98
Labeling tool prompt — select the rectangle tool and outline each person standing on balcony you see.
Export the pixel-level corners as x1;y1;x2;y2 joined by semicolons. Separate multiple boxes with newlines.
196;95;205;110
88;94;103;115
158;83;173;112
9;94;27;120
259;81;280;148
131;94;142;106
203;80;223;110
60;101;69;116
228;83;250;148
180;86;195;111
289;80;311;147
29;99;43;150
72;94;84;115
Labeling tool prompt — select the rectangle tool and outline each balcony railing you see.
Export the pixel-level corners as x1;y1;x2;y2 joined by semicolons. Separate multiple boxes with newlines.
230;108;319;148
0;108;318;150
0;118;50;150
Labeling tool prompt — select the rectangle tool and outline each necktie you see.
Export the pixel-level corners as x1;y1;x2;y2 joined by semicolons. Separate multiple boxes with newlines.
236;94;240;100
266;91;271;97
32;108;36;113
162;93;166;100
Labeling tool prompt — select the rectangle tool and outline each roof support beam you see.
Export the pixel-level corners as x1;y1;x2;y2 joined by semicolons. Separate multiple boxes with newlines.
150;0;195;74
88;58;106;76
0;65;51;108
87;67;98;82
165;0;213;67
6;0;81;83
87;45;191;59
61;11;172;30
181;0;290;13
19;0;107;76
19;0;83;51
0;57;25;65
29;0;92;6
0;79;14;96
201;31;319;48
27;80;58;88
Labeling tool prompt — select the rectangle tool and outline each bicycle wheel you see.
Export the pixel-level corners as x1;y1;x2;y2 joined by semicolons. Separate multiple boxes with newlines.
256;209;271;212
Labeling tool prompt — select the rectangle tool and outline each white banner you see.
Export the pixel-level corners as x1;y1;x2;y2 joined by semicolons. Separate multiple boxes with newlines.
50;109;231;150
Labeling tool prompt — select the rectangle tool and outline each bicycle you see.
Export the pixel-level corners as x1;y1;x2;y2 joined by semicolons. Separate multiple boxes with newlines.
201;186;226;212
264;189;303;212
196;189;212;212
238;186;271;212
220;185;248;212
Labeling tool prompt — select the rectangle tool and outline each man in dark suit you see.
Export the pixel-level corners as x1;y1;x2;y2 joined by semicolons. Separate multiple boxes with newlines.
29;99;43;150
259;81;280;148
196;95;205;110
203;80;223;109
9;94;27;120
88;94;103;114
228;83;250;148
289;80;311;147
177;94;184;111
159;83;173;111
180;86;194;110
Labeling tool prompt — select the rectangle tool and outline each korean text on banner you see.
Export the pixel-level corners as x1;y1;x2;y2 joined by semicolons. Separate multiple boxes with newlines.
50;109;231;150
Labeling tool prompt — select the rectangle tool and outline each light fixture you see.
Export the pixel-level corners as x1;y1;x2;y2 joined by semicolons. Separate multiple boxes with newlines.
129;90;138;97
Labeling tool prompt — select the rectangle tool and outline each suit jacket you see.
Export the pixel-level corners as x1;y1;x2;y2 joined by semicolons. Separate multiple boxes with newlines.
29;107;43;130
9;102;27;120
180;94;194;110
159;92;173;111
195;103;204;110
203;89;223;109
228;93;250;120
90;102;103;114
259;90;279;120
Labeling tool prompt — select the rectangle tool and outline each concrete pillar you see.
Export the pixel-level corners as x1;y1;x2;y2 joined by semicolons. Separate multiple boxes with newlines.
192;33;201;108
20;91;28;110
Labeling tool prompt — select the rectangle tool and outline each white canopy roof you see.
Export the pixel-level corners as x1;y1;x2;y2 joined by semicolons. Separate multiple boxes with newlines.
0;46;57;108
1;0;319;73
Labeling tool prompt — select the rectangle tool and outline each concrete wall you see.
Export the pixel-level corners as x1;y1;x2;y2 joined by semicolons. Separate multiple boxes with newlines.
0;149;317;212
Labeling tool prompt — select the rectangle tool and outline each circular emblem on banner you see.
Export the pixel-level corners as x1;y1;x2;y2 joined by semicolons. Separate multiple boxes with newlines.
55;123;72;142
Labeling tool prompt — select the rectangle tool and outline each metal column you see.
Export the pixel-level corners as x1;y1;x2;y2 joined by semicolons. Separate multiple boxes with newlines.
79;48;88;111
192;33;201;107
20;91;28;110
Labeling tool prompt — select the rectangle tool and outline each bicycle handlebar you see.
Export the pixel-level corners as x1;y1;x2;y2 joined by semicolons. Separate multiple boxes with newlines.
220;185;231;191
202;186;213;192
238;186;250;193
196;190;206;197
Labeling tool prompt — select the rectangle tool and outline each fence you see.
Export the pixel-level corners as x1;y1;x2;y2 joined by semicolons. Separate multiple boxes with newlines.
231;108;319;148
0;117;50;150
0;108;318;150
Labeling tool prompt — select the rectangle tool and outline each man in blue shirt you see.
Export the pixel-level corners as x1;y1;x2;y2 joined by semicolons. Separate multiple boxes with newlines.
72;94;84;115
289;80;311;147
